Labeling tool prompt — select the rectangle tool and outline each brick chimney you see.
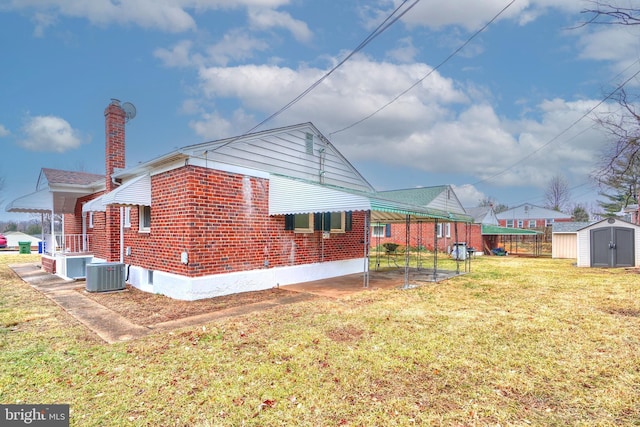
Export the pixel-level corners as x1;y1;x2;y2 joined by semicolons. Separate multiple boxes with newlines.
104;99;126;262
105;99;126;192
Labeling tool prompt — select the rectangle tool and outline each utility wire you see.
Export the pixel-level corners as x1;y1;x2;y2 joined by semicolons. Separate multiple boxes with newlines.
472;65;640;186
330;0;516;137
243;0;420;135
207;0;420;153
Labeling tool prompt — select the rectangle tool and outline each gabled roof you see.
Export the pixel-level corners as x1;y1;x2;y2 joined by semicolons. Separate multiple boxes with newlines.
464;206;499;225
38;168;103;190
114;122;375;194
552;222;593;233
496;203;571;220
375;186;466;215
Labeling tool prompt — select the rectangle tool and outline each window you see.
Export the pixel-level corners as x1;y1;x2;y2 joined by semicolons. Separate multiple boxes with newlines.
139;205;151;232
528;220;536;228
124;207;131;228
445;223;451;238
506;219;514;228
437;223;443;237
545;218;554;226
89;212;94;229
294;213;314;233
517;220;523;228
285;212;353;233
328;212;345;233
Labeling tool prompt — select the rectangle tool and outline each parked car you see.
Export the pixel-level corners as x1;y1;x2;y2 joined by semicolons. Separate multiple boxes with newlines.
0;234;6;248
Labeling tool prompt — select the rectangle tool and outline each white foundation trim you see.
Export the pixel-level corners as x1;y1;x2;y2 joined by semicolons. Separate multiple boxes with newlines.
126;258;365;301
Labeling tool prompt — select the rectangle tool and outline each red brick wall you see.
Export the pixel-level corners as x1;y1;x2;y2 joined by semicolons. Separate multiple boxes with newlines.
117;165;366;277
371;221;481;252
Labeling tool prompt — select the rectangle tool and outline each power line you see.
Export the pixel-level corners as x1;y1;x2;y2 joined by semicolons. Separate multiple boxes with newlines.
207;0;421;154
330;0;516;137
471;65;640;187
242;0;421;136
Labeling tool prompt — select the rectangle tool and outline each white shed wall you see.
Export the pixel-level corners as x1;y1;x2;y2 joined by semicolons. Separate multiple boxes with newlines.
552;233;577;259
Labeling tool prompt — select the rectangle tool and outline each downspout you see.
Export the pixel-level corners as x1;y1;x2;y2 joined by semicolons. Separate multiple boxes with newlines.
119;206;124;263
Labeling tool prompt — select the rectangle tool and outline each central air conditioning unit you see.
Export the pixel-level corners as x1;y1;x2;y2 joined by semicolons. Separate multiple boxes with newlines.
86;262;126;292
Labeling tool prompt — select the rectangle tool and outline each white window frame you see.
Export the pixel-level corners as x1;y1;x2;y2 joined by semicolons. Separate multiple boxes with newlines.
445;223;451;238
124;207;131;228
89;212;94;229
506;219;514;228
437;223;443;238
528;219;536;228
372;224;386;238
517;220;523;228
545;218;554;226
139;205;151;233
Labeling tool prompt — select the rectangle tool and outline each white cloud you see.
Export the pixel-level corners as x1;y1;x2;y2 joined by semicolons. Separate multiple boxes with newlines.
0;125;10;137
452;183;486;207
154;40;196;68
189;54;610;194
205;30;270;66
386;37;418;63
18;115;83;152
3;0;294;33
248;7;312;42
577;25;640;74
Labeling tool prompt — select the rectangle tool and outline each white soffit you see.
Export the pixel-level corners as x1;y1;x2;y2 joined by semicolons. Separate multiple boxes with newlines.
102;174;151;206
269;175;371;215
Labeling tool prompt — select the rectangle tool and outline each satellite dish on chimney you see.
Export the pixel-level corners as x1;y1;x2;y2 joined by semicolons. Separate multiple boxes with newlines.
122;102;137;122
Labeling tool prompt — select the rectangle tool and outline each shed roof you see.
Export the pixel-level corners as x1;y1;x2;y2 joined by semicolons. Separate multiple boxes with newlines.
552;222;593;233
481;225;542;235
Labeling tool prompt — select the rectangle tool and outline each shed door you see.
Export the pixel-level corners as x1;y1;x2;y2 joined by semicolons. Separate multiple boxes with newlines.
590;227;635;267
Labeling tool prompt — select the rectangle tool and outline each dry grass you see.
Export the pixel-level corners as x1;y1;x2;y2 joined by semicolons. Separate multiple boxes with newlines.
1;253;639;426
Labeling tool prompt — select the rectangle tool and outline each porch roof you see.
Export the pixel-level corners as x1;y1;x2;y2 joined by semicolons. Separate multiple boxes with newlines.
102;174;151;207
5;189;52;213
269;175;472;223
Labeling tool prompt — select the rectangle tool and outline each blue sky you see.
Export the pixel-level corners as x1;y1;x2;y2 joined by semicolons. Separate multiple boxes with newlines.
1;0;638;222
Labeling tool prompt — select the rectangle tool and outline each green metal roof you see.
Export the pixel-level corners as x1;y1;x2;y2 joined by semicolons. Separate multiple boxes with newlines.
376;186;448;206
481;224;542;235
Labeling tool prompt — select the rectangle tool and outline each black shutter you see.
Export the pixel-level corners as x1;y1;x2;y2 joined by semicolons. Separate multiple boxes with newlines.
284;214;294;230
314;213;323;231
345;211;352;231
324;212;331;232
385;223;391;237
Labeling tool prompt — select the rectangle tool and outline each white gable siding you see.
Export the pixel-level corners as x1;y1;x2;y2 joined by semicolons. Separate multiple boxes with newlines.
183;124;373;193
428;187;466;215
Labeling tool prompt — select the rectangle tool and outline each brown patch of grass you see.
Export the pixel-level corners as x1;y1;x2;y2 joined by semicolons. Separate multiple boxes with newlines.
2;255;640;425
80;285;293;325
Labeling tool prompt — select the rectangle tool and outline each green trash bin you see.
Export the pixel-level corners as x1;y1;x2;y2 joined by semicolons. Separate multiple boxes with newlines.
18;242;31;254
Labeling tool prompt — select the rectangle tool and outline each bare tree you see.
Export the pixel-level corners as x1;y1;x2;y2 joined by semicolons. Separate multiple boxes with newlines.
580;2;640;26
544;174;571;212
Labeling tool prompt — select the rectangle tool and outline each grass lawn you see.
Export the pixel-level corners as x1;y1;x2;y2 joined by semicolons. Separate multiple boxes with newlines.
1;254;639;426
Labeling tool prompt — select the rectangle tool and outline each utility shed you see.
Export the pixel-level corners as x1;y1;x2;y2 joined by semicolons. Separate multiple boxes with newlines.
551;222;592;259
577;218;640;267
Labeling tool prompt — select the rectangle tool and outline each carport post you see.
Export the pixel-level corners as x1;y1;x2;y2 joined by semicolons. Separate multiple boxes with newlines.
363;210;370;288
403;215;410;288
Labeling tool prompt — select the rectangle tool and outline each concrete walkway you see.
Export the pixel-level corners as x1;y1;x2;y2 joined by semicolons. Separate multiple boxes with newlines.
9;263;315;344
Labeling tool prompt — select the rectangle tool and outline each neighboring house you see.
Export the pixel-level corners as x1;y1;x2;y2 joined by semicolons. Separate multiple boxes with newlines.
551;222;593;259
369;186;471;254
3;232;43;250
496;203;572;229
576;218;640;267
622;203;639;224
7;99;470;300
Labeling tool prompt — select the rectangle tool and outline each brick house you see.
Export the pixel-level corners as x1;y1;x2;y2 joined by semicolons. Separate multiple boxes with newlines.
8;99;470;300
496;203;572;229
